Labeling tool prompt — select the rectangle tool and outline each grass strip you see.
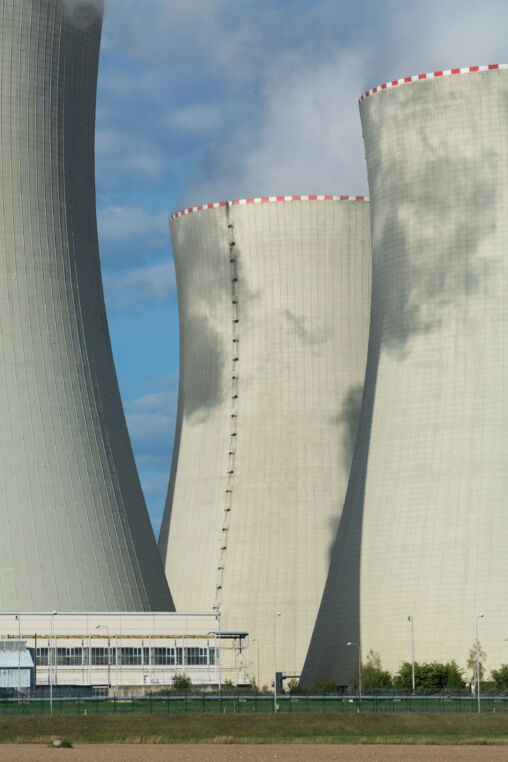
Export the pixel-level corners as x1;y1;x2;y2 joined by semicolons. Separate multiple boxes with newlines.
1;714;508;745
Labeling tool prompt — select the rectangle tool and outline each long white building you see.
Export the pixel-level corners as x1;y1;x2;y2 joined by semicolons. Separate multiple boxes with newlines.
159;195;371;688
0;613;248;694
302;64;508;687
0;0;172;612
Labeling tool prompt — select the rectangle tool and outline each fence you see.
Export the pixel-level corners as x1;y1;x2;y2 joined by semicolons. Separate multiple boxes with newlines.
1;695;508;716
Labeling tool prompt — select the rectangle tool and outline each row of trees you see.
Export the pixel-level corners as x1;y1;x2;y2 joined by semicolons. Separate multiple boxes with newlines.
150;643;508;696
295;645;508;695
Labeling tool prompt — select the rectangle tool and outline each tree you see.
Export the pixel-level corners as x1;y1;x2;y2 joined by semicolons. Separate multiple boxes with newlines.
171;673;193;693
310;681;337;694
489;664;508;695
467;640;486;692
393;660;466;694
286;678;303;695
361;650;392;694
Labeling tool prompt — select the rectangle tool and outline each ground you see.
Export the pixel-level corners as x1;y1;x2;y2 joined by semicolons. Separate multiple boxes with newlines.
2;745;508;761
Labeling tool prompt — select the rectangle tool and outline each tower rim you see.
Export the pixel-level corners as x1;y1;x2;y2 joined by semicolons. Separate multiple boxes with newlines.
169;194;369;224
359;63;508;103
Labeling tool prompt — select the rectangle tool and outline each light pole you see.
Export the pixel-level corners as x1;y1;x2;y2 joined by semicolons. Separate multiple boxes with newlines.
252;637;260;689
15;615;21;699
216;611;222;693
408;616;415;694
274;611;281;713
347;641;361;711
96;625;111;691
475;613;485;713
50;611;57;717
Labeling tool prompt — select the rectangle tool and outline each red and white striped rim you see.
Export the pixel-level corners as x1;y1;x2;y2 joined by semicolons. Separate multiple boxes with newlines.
169;194;368;223
359;64;508;103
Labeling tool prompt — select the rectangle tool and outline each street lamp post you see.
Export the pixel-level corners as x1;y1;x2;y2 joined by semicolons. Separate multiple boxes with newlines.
50;611;57;717
408;616;415;694
15;615;20;699
347;641;361;712
96;625;111;691
252;637;260;689
216;611;222;694
475;613;485;713
274;612;281;713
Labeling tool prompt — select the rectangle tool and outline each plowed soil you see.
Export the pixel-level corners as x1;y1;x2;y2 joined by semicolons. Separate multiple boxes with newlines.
2;746;508;761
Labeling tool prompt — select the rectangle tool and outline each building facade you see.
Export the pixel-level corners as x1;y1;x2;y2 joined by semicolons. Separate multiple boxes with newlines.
0;0;172;612
302;65;508;686
159;195;371;688
0;613;247;694
0;641;33;696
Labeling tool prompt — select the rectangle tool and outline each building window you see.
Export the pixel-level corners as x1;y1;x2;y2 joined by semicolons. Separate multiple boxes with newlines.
119;647;142;666
57;648;82;666
36;648;49;666
151;647;174;666
91;647;111;666
185;647;208;665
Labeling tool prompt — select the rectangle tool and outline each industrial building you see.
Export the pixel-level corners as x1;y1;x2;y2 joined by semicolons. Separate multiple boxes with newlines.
159;195;371;688
0;0;172;612
0;613;248;694
0;640;34;697
302;64;508;687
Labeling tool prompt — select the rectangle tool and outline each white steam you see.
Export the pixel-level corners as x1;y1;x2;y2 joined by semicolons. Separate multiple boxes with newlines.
62;0;104;27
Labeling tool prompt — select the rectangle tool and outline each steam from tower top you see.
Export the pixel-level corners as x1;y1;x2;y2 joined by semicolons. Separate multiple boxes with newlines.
61;0;104;28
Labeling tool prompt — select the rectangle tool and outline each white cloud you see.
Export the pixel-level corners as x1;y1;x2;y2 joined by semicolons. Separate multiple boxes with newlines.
96;0;508;217
97;205;171;268
125;387;177;467
141;471;171;497
163;104;222;135
126;391;177;413
103;262;176;312
381;0;508;85
98;205;168;242
186;49;370;203
95;128;170;187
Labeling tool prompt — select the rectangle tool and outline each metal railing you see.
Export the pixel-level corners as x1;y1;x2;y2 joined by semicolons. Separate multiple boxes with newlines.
1;694;508;716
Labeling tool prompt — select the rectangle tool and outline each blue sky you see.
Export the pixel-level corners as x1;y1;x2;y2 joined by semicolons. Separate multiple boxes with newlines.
95;0;508;536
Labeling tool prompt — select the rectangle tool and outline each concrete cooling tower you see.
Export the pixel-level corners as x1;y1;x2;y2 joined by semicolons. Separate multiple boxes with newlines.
0;0;173;612
302;64;508;687
158;195;371;687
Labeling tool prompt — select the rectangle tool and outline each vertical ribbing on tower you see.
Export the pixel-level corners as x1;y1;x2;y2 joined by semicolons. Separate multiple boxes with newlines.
0;0;173;612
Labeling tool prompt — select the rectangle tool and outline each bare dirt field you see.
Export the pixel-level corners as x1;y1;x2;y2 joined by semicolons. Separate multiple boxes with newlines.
2;745;508;762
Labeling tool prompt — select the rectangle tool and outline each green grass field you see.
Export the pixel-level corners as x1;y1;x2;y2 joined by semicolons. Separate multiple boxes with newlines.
1;714;508;745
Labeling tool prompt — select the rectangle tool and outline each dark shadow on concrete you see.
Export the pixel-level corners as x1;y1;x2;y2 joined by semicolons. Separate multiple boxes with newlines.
327;383;364;562
285;309;329;349
182;312;227;420
370;137;497;355
338;384;364;475
301;322;381;688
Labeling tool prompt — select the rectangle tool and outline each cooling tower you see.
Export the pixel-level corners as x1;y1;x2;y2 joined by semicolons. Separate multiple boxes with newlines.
158;195;371;687
302;64;508;687
0;0;173;612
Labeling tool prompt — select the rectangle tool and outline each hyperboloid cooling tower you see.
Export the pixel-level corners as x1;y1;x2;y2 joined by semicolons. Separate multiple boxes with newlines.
302;64;508;687
158;195;371;686
0;0;173;612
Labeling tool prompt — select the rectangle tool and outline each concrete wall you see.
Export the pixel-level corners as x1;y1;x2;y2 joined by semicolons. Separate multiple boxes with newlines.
0;0;172;612
302;66;508;687
159;196;371;687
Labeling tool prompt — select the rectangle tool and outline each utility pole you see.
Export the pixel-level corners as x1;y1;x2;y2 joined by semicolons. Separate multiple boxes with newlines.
15;615;21;699
274;612;281;713
408;616;415;694
475;613;485;713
